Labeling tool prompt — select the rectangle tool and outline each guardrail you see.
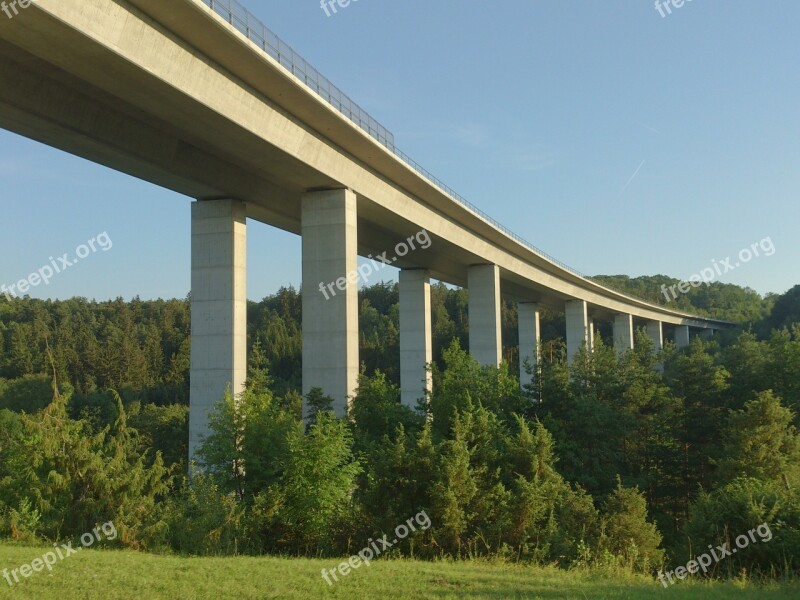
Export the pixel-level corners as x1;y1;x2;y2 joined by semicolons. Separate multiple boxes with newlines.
201;0;586;279
204;0;394;150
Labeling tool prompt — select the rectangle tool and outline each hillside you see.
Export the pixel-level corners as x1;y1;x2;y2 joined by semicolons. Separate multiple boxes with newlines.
589;274;775;324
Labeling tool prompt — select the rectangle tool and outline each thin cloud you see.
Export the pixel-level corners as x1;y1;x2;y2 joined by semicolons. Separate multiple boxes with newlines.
637;121;662;135
619;159;646;196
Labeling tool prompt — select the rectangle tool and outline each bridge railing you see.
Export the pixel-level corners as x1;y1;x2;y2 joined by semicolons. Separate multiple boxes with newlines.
389;147;585;277
201;0;586;279
203;0;395;150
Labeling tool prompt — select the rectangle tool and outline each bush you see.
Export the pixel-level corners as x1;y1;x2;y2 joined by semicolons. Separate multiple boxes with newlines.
153;474;245;556
0;498;41;543
598;481;664;572
681;478;800;576
0;393;171;546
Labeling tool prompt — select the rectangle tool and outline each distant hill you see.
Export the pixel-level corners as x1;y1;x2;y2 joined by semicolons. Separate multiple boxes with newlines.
758;284;800;335
589;274;775;325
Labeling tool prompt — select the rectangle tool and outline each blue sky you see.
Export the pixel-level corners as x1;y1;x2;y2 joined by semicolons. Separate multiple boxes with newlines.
1;0;797;301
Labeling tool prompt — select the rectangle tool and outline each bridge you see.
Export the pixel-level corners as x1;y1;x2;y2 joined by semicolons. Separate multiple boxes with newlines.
0;0;734;462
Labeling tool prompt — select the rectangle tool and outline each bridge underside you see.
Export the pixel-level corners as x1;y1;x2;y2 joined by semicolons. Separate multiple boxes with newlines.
0;0;735;465
0;36;569;308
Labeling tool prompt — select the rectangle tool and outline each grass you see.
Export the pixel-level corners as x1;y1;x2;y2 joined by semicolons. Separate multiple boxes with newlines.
0;543;798;599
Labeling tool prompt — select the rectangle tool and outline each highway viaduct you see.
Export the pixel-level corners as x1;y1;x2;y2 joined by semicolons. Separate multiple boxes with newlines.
0;0;735;463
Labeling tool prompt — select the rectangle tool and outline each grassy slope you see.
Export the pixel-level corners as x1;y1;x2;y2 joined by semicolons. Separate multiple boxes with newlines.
0;544;797;599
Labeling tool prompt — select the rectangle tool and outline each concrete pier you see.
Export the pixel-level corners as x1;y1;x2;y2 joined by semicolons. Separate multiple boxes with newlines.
400;269;432;408
518;302;541;387
675;325;691;349
189;199;247;464
565;299;589;363
614;313;635;354
301;189;359;416
647;321;664;352
468;264;502;366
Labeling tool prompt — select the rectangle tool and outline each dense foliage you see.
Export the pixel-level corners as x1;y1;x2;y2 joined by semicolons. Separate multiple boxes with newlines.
0;283;798;579
589;274;774;324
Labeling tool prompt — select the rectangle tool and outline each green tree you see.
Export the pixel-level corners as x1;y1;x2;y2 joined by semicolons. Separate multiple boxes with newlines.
717;390;800;486
599;480;664;572
0;391;170;545
268;411;362;553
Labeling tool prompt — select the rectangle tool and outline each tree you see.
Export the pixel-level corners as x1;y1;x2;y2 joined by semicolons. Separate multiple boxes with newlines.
429;340;525;437
664;338;730;499
268;411;361;553
0;391;170;545
600;480;664;572
350;369;421;450
716;390;800;486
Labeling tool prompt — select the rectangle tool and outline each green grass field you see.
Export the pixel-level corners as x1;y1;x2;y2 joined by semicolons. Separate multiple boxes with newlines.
0;543;797;599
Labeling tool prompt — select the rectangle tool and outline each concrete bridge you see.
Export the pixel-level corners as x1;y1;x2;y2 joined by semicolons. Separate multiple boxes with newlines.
0;0;734;462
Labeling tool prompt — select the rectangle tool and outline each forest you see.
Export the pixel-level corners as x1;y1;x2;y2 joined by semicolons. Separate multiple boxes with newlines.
1;275;799;578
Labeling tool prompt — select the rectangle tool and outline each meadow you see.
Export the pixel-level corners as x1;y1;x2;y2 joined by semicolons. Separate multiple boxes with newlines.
1;543;798;599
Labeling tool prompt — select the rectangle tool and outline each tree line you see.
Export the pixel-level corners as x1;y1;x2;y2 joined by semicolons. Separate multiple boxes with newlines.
0;280;798;578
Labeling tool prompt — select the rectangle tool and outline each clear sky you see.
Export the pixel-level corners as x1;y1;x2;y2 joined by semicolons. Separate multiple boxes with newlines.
1;0;797;301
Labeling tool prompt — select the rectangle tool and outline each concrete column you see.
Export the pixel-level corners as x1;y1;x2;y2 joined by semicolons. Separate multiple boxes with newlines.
468;264;502;366
588;317;596;351
399;269;432;409
518;302;540;387
647;320;664;371
646;321;664;352
675;325;691;349
614;313;635;354
565;299;589;363
189;199;247;465
302;189;358;416
699;329;715;340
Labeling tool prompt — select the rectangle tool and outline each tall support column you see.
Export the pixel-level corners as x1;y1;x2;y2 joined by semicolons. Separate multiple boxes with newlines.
588;317;596;351
565;299;589;363
614;313;635;354
302;189;358;416
647;320;664;371
675;325;691;349
699;329;715;340
468;264;502;366
399;269;432;409
646;321;664;352
518;302;541;388
189;199;247;466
